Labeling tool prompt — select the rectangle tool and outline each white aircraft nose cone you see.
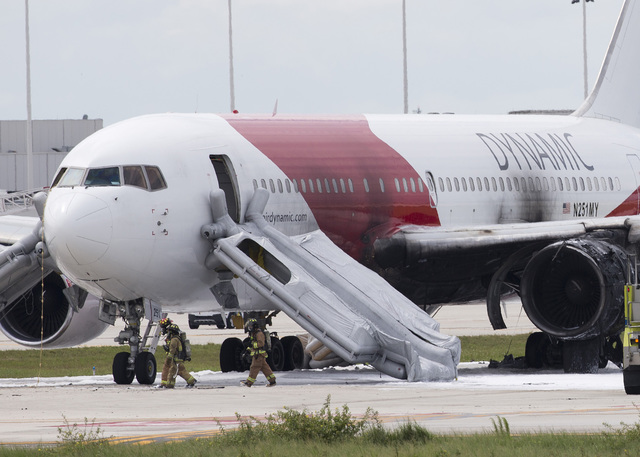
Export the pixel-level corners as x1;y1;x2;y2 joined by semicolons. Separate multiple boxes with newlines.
45;192;113;266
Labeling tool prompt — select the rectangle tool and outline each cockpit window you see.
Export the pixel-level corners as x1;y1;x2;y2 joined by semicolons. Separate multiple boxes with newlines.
57;168;86;187
84;167;121;187
51;168;67;188
145;166;167;191
123;166;147;189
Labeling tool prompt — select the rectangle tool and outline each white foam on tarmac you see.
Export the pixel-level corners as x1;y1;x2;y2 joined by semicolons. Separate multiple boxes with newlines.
0;362;623;391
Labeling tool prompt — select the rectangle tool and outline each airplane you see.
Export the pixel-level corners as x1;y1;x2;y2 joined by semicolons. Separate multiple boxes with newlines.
1;0;639;386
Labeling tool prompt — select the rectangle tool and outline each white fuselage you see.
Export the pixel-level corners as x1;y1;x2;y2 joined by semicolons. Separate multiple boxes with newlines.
42;113;640;312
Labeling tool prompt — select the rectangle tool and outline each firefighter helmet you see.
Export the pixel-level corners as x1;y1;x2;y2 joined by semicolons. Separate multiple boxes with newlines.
244;318;259;333
160;317;172;334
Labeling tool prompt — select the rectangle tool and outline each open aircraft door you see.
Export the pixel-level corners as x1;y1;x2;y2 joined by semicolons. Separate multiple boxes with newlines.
210;155;240;223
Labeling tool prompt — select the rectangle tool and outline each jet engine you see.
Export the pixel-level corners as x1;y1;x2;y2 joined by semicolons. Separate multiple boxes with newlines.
520;238;627;341
0;273;108;348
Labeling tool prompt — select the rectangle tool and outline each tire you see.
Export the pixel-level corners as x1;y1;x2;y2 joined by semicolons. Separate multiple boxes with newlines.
525;332;547;369
112;351;135;384
267;338;285;371
281;336;304;371
563;338;600;373
624;367;640;394
220;337;246;372
135;352;157;385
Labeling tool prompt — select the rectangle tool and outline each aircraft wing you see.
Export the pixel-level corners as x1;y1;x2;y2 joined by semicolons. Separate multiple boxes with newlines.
374;215;640;258
0;215;41;246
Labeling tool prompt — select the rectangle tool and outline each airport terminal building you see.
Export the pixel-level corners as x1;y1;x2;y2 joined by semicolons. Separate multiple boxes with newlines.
0;118;102;192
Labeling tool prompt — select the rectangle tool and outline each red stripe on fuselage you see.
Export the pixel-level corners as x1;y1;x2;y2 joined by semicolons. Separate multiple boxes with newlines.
224;114;440;261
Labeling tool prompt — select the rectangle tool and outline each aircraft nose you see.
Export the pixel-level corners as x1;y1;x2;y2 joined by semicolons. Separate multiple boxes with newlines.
44;192;113;266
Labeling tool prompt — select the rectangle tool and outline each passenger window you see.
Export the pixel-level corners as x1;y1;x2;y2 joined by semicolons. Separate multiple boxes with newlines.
85;167;120;187
348;179;354;193
469;177;475;192
324;178;331;193
513;178;520;192
395;178;401;192
270;179;276;193
403;178;409;192
123;166;147;189
379;178;385;193
499;177;504;192
340;178;346;193
332;179;339;193
253;179;258;191
277;179;283;193
145;166;167;190
57;167;86;187
285;180;291;193
363;178;370;193
300;179;306;193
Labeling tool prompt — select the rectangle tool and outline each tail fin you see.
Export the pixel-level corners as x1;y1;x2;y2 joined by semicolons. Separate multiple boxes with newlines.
574;0;640;128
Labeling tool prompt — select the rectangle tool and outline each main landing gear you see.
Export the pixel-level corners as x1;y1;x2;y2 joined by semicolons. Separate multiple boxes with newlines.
100;298;162;385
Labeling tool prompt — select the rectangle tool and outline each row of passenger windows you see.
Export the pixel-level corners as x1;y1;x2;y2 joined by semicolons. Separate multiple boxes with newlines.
253;174;623;196
52;165;167;191
252;176;427;195
438;175;622;193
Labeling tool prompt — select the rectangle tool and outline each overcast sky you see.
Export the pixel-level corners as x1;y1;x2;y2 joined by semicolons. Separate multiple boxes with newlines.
0;0;626;126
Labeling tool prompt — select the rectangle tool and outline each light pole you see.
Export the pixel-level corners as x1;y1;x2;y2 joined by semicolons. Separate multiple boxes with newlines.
24;0;33;190
572;0;594;100
228;0;236;113
402;0;408;114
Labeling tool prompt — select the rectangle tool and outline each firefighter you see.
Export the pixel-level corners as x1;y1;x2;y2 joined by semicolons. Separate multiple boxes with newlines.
159;317;197;388
241;318;276;387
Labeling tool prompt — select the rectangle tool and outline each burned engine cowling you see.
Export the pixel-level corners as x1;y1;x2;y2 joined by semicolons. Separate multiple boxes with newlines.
520;238;627;340
0;273;108;348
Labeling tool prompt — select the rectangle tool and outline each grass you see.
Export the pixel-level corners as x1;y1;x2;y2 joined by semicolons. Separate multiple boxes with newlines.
1;396;640;456
0;334;529;378
0;343;220;378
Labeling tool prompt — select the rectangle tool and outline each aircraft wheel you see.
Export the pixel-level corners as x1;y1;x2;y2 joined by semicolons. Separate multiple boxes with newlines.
524;332;547;369
267;338;285;371
112;351;135;384
220;337;246;372
135;352;157;385
281;336;304;371
563;338;599;373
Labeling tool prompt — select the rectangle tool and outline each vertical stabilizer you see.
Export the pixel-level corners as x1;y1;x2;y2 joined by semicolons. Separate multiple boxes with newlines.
574;0;640;128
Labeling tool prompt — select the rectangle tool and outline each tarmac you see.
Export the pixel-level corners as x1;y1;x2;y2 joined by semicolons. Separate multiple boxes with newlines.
0;300;637;447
